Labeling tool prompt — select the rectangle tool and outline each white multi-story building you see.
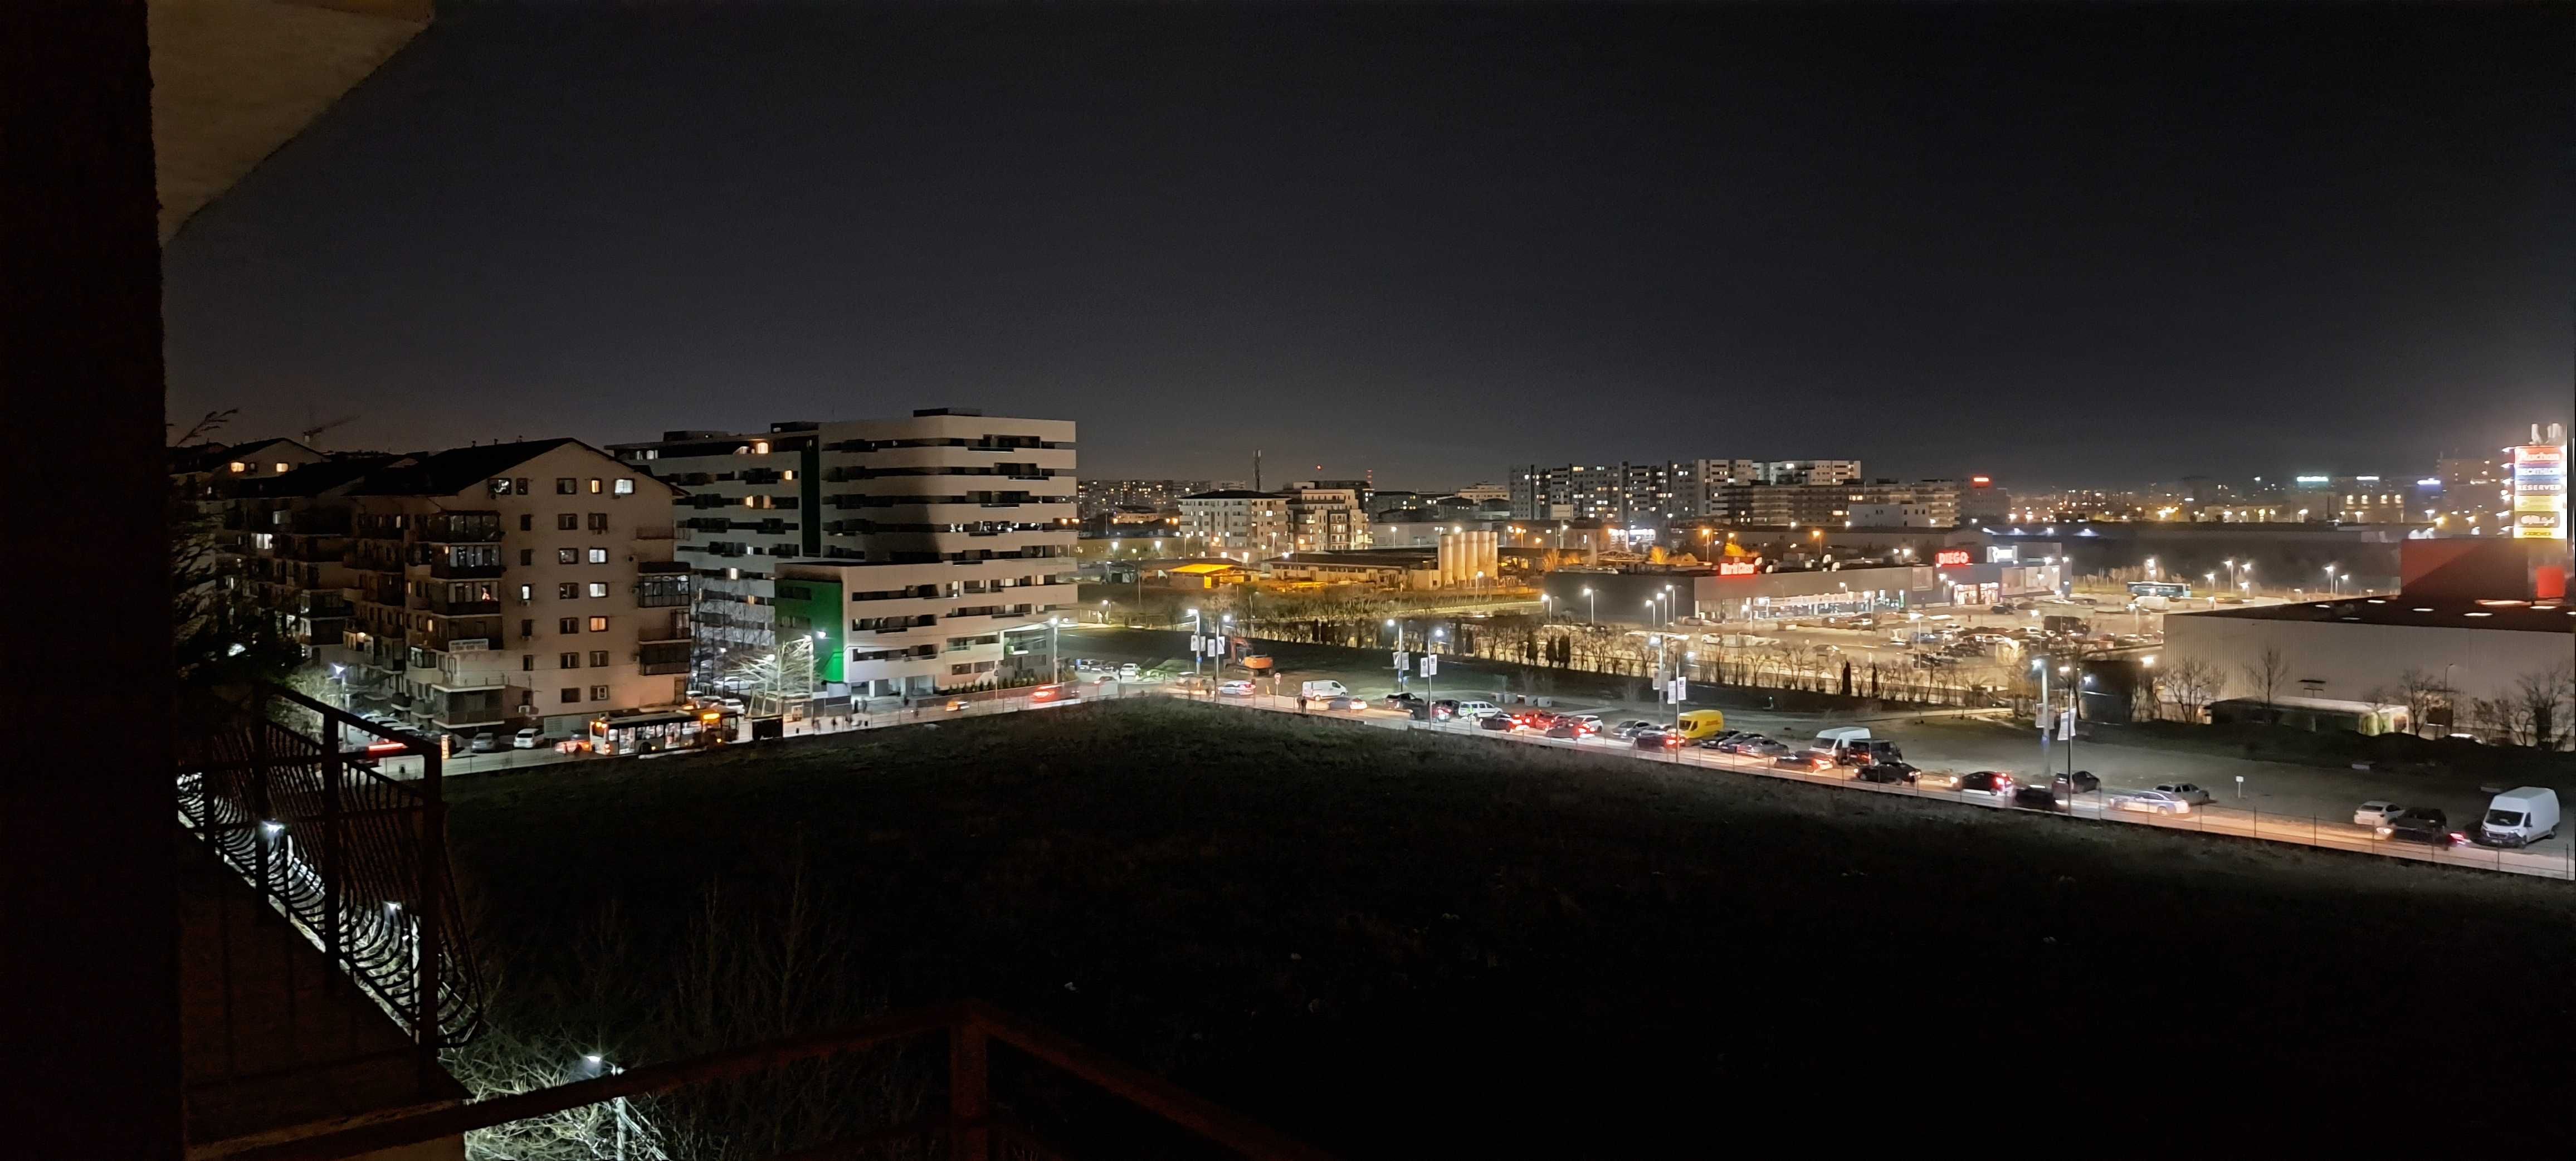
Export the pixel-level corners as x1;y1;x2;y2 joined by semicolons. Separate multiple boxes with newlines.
1178;489;1291;557
1283;481;1372;552
619;409;1077;696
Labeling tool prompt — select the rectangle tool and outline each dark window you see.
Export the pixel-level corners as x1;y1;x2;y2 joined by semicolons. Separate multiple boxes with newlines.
519;618;534;638
519;549;534;566
589;685;610;701
521;655;535;671
559;687;579;704
588;512;608;531
589;650;609;667
558;616;579;633
557;513;579;531
557;582;578;599
556;477;578;494
516;478;531;495
559;652;579;669
519;514;534;531
558;548;577;564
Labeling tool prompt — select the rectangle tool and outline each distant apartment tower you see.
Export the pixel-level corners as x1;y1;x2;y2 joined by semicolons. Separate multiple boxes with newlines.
1077;479;1213;518
1451;481;1510;504
616;410;1077;695
1510;464;1626;521
1178;489;1291;557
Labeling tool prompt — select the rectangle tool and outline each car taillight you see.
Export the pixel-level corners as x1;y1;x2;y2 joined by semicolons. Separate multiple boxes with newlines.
364;741;405;755
2447;832;2466;844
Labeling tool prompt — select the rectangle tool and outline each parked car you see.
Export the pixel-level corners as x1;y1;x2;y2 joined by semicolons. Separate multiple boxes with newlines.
1118;663;1141;680
511;728;548;749
1544;718;1599;739
1217;680;1257;697
1477;713;1516;731
1835;739;1903;767
467;731;499;753
2380;807;2460;846
1609;719;1658;740
1856;761;1920;785
1633;730;1683;751
1513;709;1563;731
2052;770;2100;795
1326;695;1367;711
1382;691;1424;710
1300;680;1351;700
1912;768;1963;791
1734;738;1790;758
1451;700;1503;720
2109;789;2193;815
2152;782;2213;805
1958;770;2017;798
2353;800;2407;827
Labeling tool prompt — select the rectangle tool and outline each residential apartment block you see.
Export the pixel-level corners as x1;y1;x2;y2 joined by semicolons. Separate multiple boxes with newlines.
1076;479;1215;518
199;439;693;740
616;409;1077;696
1511;458;1872;522
1177;490;1291;557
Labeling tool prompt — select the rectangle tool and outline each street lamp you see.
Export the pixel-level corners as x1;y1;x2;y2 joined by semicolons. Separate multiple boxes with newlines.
2323;564;2339;597
1582;586;1596;625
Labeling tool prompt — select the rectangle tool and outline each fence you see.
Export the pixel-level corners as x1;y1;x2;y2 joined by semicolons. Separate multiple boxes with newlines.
222;1000;1330;1161
175;685;487;1049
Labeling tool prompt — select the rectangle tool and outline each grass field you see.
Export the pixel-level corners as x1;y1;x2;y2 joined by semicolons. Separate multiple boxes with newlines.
448;700;2576;1157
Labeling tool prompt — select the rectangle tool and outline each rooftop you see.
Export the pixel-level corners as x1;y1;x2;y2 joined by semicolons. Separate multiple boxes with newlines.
2178;597;2573;633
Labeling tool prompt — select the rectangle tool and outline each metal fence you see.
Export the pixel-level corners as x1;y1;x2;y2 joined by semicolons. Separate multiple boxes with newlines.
175;685;487;1048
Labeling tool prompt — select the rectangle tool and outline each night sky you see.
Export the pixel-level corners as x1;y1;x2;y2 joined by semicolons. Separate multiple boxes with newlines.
163;2;2571;490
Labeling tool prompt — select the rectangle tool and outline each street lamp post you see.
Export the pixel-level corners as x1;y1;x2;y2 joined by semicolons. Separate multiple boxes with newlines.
2323;564;2339;597
1583;586;1596;625
1184;608;1203;687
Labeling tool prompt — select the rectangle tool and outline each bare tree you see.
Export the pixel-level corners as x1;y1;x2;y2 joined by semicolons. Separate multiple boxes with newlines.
2163;657;2223;722
2393;666;2448;738
2240;646;2290;719
2514;663;2574;750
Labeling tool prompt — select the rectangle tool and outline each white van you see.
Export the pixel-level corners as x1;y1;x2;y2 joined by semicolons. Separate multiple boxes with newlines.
2477;787;2560;848
1300;680;1350;700
1811;726;1872;754
1450;700;1501;720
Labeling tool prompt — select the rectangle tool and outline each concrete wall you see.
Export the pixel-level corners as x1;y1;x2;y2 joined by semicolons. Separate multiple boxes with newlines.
2162;612;2573;720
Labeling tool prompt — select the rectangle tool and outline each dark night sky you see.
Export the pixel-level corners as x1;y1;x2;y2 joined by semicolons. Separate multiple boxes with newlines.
164;2;2571;490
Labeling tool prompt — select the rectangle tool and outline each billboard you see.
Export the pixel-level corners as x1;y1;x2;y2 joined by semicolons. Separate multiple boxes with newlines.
2512;443;2565;540
1933;548;1972;568
1716;560;1759;576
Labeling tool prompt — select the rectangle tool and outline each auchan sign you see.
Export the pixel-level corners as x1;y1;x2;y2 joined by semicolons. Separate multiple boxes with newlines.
1716;560;1759;576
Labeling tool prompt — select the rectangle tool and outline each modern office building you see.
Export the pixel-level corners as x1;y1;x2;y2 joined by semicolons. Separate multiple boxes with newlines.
616;409;1079;693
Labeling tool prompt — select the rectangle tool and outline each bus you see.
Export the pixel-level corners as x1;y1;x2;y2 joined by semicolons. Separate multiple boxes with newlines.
2127;580;2190;600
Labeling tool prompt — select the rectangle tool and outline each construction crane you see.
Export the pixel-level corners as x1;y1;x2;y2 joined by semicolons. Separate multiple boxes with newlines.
299;414;357;447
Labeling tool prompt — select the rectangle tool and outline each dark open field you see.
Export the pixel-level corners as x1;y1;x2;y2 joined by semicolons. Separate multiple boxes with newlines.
448;700;2576;1157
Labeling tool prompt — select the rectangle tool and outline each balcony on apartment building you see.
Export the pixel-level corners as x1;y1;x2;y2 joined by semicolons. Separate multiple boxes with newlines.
425;587;502;617
638;640;691;675
417;511;502;543
427;553;505;580
637;611;691;643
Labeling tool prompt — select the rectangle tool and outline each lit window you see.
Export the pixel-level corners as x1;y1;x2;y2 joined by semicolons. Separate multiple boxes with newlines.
274;462;289;474
613;478;636;496
753;441;771;455
228;461;247;474
587;582;609;598
588;547;608;564
588;616;609;631
589;478;603;494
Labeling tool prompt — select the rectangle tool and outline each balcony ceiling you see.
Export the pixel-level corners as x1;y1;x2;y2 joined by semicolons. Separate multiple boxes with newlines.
149;0;432;242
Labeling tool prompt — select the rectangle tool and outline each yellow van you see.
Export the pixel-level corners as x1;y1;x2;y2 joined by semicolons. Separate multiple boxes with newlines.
1674;709;1729;740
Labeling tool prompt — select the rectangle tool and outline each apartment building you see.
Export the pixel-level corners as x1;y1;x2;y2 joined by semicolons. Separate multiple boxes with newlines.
618;409;1078;696
1076;479;1213;518
1282;481;1372;552
220;455;401;655
338;440;692;739
1178;489;1291;557
1513;458;1866;521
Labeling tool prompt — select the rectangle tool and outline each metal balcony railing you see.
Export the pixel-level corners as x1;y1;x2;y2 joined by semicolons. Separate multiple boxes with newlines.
221;999;1328;1161
174;687;486;1053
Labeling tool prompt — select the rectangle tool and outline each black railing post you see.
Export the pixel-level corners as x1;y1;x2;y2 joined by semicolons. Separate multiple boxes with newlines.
321;733;344;968
415;742;444;1055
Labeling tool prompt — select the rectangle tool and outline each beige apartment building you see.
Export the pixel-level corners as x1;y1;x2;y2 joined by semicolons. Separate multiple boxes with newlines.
617;409;1079;697
336;440;691;739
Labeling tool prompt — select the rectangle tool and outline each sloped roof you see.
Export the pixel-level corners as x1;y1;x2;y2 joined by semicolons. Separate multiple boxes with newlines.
235;455;407;497
348;438;681;497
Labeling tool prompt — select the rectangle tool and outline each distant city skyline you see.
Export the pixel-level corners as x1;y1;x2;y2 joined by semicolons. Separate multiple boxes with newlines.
162;4;2569;490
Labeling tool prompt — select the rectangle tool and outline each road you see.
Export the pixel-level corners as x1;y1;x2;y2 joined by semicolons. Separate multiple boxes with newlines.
1178;687;2574;881
1055;625;2573;880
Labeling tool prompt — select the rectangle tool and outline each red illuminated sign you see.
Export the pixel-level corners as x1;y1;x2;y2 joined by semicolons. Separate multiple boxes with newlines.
1717;560;1758;576
1934;548;1972;568
1969;476;1992;487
